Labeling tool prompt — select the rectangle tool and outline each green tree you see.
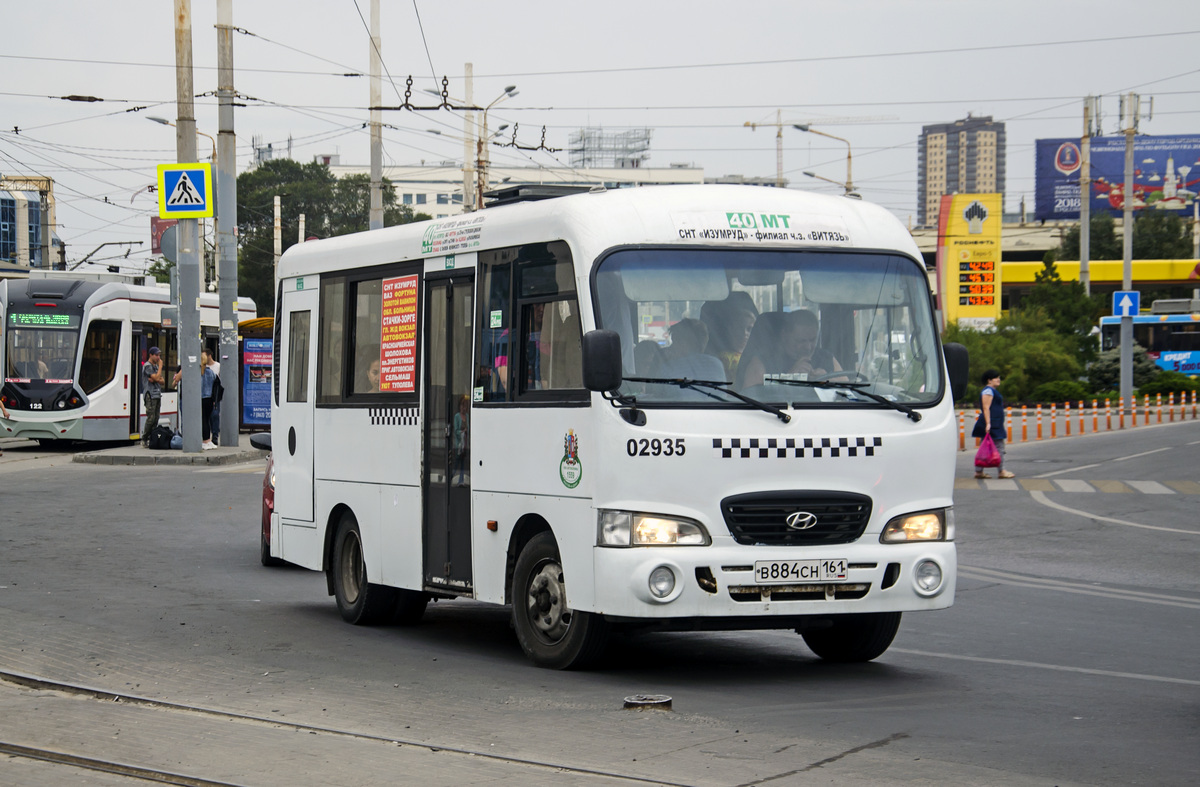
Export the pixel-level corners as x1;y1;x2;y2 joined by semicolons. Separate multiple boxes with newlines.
1021;259;1104;362
147;258;174;284
1086;343;1160;390
1057;210;1192;261
1059;212;1122;260
236;160;430;315
1131;213;1192;260
943;309;1083;404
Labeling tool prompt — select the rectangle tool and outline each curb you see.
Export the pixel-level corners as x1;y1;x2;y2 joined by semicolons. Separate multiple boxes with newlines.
73;448;268;467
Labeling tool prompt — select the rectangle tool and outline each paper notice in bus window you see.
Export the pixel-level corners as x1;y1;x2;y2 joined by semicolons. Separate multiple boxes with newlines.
380;274;418;393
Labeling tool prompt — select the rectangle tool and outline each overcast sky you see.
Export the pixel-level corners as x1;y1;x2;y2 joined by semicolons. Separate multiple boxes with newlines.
2;0;1196;271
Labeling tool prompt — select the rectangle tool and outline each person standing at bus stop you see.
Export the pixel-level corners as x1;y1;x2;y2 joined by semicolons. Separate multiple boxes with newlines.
141;346;165;446
972;369;1014;479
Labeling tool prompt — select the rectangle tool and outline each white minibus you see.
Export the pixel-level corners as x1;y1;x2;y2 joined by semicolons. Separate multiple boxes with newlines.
263;184;968;668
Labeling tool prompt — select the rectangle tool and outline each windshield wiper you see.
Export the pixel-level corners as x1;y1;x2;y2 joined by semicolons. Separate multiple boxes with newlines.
625;376;791;423
764;377;922;422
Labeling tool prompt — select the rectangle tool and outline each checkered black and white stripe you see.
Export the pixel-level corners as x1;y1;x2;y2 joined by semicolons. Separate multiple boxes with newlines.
369;406;419;426
712;436;882;459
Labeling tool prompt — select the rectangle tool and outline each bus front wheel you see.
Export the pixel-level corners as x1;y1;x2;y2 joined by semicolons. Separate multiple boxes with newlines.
330;512;396;626
511;531;609;669
800;612;902;662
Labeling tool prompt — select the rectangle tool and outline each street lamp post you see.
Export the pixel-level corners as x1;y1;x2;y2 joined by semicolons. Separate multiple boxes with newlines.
793;124;854;195
148;116;216;162
476;86;518;210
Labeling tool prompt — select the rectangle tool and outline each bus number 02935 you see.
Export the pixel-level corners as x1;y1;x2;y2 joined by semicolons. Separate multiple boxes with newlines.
627;438;686;457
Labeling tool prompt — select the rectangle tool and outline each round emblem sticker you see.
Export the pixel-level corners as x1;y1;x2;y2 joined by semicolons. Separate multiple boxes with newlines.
560;429;582;489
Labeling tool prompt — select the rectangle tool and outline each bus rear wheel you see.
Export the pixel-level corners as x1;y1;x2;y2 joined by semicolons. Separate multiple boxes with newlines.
800;612;902;663
330;512;396;625
511;531;609;669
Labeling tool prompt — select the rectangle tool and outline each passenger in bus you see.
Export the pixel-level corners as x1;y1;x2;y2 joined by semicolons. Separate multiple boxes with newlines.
453;395;469;485
736;309;843;388
657;318;726;381
366;358;381;391
701;292;758;381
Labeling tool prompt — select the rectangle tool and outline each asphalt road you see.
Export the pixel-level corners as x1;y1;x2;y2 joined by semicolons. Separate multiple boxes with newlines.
0;425;1197;786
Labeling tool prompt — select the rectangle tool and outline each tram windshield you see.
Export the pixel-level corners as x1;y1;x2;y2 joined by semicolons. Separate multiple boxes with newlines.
5;311;80;382
593;248;943;408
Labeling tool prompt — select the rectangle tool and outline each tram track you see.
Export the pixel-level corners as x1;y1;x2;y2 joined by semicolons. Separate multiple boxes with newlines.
0;668;692;787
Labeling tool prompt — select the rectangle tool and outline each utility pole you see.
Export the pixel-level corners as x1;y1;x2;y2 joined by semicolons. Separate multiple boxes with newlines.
173;0;202;452
368;0;383;230
216;0;239;448
273;196;282;278
463;62;474;212
1079;96;1098;296
1118;92;1146;415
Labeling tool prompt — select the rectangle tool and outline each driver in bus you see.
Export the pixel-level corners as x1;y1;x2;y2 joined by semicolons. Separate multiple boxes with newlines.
739;309;843;387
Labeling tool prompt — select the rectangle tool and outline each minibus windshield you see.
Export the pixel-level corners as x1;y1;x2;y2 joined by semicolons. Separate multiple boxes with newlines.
593;248;943;409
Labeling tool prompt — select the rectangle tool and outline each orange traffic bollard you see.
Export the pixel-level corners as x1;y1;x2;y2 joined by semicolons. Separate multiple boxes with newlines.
1157;393;1162;424
1036;404;1043;440
1089;400;1095;433
958;410;965;451
1006;407;1013;442
1107;398;1113;430
1021;405;1028;442
1051;402;1057;438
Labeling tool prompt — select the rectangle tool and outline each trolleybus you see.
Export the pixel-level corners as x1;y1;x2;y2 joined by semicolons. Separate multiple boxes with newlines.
262;184;968;668
1;271;256;443
1099;299;1200;376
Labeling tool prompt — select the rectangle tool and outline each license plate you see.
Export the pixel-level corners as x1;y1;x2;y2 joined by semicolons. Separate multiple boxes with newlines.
754;559;847;584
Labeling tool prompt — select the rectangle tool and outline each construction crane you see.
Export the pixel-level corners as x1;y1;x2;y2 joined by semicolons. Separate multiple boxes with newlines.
744;111;896;188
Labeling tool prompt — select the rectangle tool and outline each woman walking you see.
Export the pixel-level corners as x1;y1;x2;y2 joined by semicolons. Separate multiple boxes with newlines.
972;369;1014;479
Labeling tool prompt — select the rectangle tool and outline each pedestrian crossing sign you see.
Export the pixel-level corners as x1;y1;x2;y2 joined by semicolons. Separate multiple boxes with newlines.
157;163;213;219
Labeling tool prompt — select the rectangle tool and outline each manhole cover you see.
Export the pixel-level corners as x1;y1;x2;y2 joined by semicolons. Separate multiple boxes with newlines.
624;694;672;710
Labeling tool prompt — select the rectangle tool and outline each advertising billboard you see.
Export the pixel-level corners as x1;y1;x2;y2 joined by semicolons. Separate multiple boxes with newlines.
937;193;1002;329
1035;135;1200;221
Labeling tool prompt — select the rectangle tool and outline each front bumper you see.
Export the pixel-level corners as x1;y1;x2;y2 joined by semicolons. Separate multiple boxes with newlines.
589;540;956;620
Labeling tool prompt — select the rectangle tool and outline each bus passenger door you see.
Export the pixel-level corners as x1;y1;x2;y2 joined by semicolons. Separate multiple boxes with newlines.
422;274;474;593
275;283;317;523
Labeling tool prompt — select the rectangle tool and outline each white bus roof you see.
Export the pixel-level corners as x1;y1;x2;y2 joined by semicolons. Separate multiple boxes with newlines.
277;184;921;279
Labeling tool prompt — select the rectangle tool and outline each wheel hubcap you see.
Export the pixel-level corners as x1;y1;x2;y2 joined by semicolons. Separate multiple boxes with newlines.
526;559;570;643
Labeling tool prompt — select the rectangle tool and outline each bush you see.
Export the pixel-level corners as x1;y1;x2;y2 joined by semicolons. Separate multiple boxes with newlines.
1086;344;1160;391
1137;371;1200;397
1030;380;1092;403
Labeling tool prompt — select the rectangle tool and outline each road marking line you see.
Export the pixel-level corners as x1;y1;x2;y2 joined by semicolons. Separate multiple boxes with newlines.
959;566;1200;609
1125;480;1174;494
1035;462;1102;479
1111;447;1172;462
1164;480;1200;494
983;478;1019;490
1030;490;1200;535
891;648;1200;687
1017;478;1055;492
1053;479;1094;493
1090;479;1133;493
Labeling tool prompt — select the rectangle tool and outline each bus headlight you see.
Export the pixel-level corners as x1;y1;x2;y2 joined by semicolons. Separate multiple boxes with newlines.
648;566;676;598
914;559;944;595
598;510;711;547
880;508;952;543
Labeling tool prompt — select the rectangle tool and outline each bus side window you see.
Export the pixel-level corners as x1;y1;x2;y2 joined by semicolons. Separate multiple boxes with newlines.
317;277;345;403
475;253;513;402
287;311;311;403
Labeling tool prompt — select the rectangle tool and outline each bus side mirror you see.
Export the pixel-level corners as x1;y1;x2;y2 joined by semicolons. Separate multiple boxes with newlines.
582;330;623;392
249;432;272;452
943;342;969;402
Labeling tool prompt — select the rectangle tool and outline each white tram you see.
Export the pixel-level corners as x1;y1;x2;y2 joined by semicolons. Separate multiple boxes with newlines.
0;271;256;443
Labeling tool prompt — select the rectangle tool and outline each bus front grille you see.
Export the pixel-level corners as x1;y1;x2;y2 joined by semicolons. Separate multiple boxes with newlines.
720;492;872;546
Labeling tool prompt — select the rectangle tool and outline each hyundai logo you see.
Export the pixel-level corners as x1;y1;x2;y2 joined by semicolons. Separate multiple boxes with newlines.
785;511;819;530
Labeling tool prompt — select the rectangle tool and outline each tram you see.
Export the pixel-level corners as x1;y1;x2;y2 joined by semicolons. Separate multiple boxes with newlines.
0;271;256;443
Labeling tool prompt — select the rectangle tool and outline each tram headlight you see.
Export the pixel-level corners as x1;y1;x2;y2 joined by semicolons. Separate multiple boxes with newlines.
880;508;953;543
598;510;710;547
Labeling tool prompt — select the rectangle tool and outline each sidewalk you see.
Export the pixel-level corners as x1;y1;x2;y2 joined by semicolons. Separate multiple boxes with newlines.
73;441;267;466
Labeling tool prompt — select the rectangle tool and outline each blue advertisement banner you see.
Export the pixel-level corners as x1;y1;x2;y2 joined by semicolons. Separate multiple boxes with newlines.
242;338;272;426
1034;135;1200;221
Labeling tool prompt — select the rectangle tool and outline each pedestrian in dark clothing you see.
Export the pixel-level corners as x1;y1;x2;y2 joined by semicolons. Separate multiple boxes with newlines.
141;346;164;446
972;369;1014;478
